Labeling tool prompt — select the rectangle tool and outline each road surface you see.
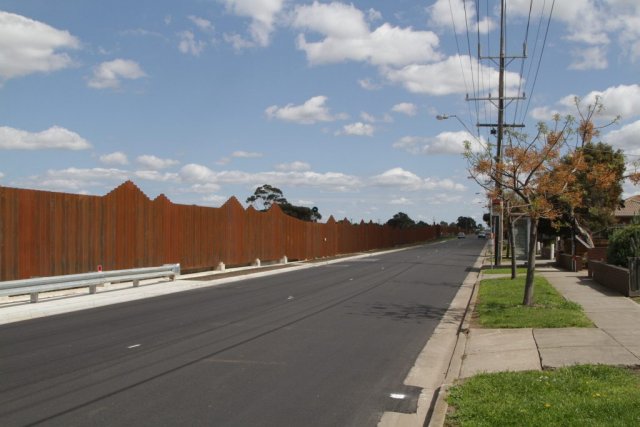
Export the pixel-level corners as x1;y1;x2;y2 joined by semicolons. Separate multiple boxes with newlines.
0;238;484;426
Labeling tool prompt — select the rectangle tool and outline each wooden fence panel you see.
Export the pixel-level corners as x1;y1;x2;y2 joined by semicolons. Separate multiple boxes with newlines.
0;181;454;281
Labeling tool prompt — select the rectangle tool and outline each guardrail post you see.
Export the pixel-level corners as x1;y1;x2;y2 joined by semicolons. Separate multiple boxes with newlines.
30;293;39;303
89;285;97;294
133;280;140;287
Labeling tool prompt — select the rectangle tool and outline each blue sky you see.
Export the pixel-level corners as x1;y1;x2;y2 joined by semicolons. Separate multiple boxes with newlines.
1;0;639;224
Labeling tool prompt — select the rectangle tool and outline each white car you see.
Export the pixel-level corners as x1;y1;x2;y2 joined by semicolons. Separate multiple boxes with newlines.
457;232;466;239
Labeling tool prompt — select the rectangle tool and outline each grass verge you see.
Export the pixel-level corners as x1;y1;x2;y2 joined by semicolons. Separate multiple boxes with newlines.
446;365;640;427
476;276;592;328
482;267;528;275
632;296;640;305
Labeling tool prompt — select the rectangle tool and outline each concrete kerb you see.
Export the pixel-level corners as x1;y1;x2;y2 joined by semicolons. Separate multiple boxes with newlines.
424;244;489;427
377;242;490;427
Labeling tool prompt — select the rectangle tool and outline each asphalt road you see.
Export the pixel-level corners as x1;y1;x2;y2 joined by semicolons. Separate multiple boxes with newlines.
0;238;484;426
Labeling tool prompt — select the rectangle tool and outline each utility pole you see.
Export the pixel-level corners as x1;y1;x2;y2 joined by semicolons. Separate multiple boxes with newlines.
467;0;525;267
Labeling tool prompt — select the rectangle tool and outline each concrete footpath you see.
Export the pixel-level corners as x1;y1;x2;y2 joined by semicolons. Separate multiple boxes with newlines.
428;263;640;426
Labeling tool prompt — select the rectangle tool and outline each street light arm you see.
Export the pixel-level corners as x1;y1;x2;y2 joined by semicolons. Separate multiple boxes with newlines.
435;114;488;150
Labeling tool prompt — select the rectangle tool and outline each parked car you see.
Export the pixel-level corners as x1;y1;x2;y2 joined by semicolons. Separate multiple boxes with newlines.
457;232;466;239
477;232;487;239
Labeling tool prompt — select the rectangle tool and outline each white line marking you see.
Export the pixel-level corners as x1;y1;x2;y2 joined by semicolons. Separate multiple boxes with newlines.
127;344;141;349
390;393;406;400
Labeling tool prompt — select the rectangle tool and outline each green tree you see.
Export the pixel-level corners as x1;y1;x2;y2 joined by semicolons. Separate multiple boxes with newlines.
456;216;477;231
482;213;491;226
246;184;287;210
280;204;322;222
386;212;416;229
246;184;322;222
558;142;626;243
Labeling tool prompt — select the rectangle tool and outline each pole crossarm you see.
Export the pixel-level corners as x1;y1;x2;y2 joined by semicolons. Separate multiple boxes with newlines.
477;123;525;128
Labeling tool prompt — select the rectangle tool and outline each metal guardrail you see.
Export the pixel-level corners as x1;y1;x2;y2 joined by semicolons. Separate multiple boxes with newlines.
0;264;180;303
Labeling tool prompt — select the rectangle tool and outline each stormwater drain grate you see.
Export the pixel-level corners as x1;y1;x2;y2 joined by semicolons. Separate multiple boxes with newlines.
384;385;422;414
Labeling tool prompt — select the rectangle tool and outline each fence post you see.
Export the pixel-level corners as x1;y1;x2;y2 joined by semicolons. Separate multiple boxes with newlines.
629;258;640;292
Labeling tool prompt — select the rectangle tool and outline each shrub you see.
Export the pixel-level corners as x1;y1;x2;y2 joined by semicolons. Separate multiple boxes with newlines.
607;225;640;268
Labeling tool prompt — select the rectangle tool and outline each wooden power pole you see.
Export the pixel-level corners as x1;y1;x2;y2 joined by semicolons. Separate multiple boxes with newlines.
468;0;525;267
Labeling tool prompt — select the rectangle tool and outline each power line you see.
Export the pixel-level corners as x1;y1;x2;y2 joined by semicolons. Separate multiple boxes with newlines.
448;0;475;129
462;0;481;131
513;0;534;124
521;0;555;122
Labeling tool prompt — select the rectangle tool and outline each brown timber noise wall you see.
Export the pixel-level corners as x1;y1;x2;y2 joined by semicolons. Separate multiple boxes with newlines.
0;181;451;281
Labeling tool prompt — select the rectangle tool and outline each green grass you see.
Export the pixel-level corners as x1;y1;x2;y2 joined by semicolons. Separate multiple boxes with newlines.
446;365;640;427
482;267;528;275
632;296;640;305
476;276;593;328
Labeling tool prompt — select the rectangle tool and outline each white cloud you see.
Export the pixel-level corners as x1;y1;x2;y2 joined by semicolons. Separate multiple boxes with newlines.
223;33;255;50
358;78;382;90
186;182;222;193
100;151;129;166
265;95;347;124
180;163;361;192
188;15;214;33
393;131;486;155
181;163;216;182
17;167;128;192
0;171;4;180
360;112;377;123
578;84;640;120
232;151;263;158
337;122;375;137
178;31;206;56
88;59;146;89
390;197;413;205
0;11;80;82
606;120;640;156
370;167;466;191
531;84;640;121
292;1;441;67
370;168;424;190
384;55;521;96
0;126;91;150
511;0;608;46
137;155;179;169
202;194;228;205
275;161;311;172
134;170;179;182
221;0;286;47
569;46;608;70
427;0;496;35
511;0;640;65
391;102;417;116
367;8;383;22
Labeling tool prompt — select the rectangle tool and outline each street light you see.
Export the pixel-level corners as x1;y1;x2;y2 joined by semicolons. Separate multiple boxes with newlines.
436;114;473;133
436;114;487;149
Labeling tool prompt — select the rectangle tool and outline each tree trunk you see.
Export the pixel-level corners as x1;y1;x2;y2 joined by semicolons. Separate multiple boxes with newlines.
508;214;517;279
523;218;539;306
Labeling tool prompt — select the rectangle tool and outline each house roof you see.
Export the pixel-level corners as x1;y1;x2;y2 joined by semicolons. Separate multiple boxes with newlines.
615;194;640;217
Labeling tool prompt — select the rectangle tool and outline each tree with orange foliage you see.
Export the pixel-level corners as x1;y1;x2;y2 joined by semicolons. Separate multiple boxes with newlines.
467;96;638;306
466;115;582;306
